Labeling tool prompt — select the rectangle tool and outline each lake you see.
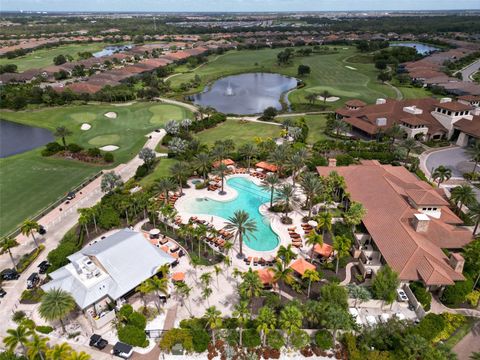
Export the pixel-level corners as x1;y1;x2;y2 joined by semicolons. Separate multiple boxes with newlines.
0;119;54;158
390;42;440;55
191;73;298;115
93;44;133;58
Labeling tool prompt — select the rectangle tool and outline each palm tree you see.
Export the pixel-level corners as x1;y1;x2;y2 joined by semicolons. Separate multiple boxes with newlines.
39;288;75;333
146;277;169;311
67;351;91;360
54;126;72;147
279;304;303;348
204;306;222;343
213;265;222;289
256;306;277;346
302;269;321;298
170;161;190;196
3;325;32;354
331;118;350;138
343;201;366;233
261;173;280;209
468;201;480;235
316;211;333;239
347;284;371;307
300;172;323;218
193;152;212;181
174;282;193;316
47;343;73;360
1;236;20;270
333;235;352;274
26;334;49;360
451;185;477;215
401;138;417;160
468;140;480;173
238;268;263;308
21;219;40;248
272;260;293;299
385;124;405;150
202;286;213;305
239;143;256;170
305;92;317;105
268;146;289;177
288;150;308;187
275;183;299;220
232;301;250;346
154;177;176;204
224;210;257;259
305;231;323;261
200;271;212;288
432;165;452;186
276;244;297;268
321;90;331;104
213;163;228;195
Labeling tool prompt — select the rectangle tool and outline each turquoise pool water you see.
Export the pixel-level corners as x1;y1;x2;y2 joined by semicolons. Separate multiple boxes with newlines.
187;177;279;251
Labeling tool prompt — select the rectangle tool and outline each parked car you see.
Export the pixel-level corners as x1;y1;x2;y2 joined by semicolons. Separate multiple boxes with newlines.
66;192;76;200
38;261;50;274
26;272;39;289
0;288;6;298
1;269;19;281
397;289;408;302
89;334;108;350
112;342;133;359
38;225;47;235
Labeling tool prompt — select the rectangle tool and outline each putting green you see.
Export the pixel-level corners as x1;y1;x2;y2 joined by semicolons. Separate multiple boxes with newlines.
88;134;121;146
304;86;360;98
149;104;188;124
70;112;97;123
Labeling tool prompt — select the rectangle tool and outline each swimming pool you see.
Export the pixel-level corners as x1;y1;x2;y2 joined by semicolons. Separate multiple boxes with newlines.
187;177;279;252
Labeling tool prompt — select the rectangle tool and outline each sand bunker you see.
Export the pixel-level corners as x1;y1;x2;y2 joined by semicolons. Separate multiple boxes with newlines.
104;112;117;119
317;96;340;102
345;66;357;70
80;123;91;131
99;145;119;151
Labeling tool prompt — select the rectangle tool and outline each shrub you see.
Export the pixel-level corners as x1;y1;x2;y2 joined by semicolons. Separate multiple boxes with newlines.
47;228;84;272
441;279;473;307
118;304;134;320
466;290;480;307
67;143;83;153
415;313;445;342
118;325;148;347
242;328;261;348
98;207;121;229
103;152;114;163
291;330;310;350
20;288;45;303
410;282;432;311
36;325;54;334
16;245;44;273
267;330;285;350
134;164;149;179
87;147;101;157
342;333;362;360
41;142;64;156
127;311;147;329
191;328;210;353
315;329;333;350
195;181;207;190
12;311;26;323
432;313;466;343
159;328;193;352
335;154;355;166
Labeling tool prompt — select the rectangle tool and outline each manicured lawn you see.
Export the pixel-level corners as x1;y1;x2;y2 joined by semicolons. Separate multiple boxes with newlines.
170;47;397;110
139;158;178;188
0;43;110;72
194;119;281;146
397;85;434;99
278;114;330;144
0;102;191;236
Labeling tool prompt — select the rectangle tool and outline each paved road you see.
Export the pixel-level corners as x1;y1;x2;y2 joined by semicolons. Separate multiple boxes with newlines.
458;59;480;82
0;131;166;356
424;147;475;178
453;320;480;360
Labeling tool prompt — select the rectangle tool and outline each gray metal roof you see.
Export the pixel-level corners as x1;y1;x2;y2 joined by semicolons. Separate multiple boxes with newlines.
42;229;175;309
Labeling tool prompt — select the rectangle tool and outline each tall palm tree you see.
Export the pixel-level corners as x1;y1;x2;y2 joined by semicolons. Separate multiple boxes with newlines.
239;143;256;170
331;118;350;138
432;165;452;186
54;126;72;147
213;265;222;289
256;306;277;346
193;152;212;181
67;351;91;360
300;172;323;218
272;260;293;299
288;150;308;187
21;219;40;248
154;177;176;204
47;343;73;360
343;201;366;233
316;211;333;239
468;140;480;173
232;300;250;346
26;334;49;360
333;235;352;274
451;185;477;215
1;236;20;270
276;244;297;268
174;282;192;316
302;269;321;298
305;231;323;261
321;90;331;104
468;201;480;235
200;271;212;288
279;304;303;348
238;268;263;308
211;144;228;162
170;161;190;196
401;138;417;160
224;210;257;259
3;325;32;354
261;173;280;209
386;124;405;150
146;277;169;311
39;288;76;333
202;286;213;306
204;306;222;343
268;145;289;177
275;183;299;220
213;163;228;195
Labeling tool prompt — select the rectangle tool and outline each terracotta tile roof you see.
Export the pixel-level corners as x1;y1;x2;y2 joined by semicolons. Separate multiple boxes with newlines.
212;159;235;168
255;161;278;172
65;82;103;94
459;95;480;102
343;117;380;135
316;161;472;286
405;188;449;206
400;116;427;126
172;272;185;281
289;258;316;276
256;268;275;285
437;102;473;112
454;117;480;137
313;243;333;257
346;99;366;107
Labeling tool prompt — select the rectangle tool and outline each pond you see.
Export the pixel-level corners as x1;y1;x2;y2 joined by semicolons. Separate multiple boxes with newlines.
390;42;440;55
191;73;298;115
93;44;133;58
0;119;54;158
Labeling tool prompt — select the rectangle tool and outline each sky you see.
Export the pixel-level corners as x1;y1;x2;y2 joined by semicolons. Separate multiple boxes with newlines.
2;0;480;12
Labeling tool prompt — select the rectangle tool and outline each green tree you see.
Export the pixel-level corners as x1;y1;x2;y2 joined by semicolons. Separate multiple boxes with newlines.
272;260;294;299
297;64;311;76
239;143;256;171
138;147;156;170
170;161;190;196
464;239;480;290
146;277;169;311
306;231;323;261
279;304;303;348
372;265;400;305
451;185;477;215
39;288;76;333
0;236;20;270
323;306;352;344
193;152;212;181
344;202;366;233
468;202;480;236
3;325;32;354
256;306;277;346
316;211;333;239
232;300;250;346
26;334;49;360
276;244;297;268
225;210;257;259
100;172;123;193
401;138;417;160
213;163;228;195
302;269;321;298
239;268;263;307
333;235;352;274
275;183;300;219
66;351;91;360
320;283;349;309
300;172;323;218
53;126;72;147
385;124;406;150
432;165;452;186
468;140;480;173
20;219;40;248
154;177;176;205
46;343;73;360
321;90;331;104
305;92;317;105
203;306;222;343
268;145;289;176
347;284;372;307
261;173;280;209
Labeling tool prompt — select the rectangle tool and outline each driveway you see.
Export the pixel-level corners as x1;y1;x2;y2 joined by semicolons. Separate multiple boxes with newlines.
425;147;475;178
453;320;480;360
458;59;480;82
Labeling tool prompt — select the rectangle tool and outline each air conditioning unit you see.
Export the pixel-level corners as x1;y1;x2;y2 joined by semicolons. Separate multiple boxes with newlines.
440;97;452;103
376;117;387;126
376;98;386;105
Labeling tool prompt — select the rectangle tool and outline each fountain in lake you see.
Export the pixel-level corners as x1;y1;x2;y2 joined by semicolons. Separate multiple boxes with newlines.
225;81;234;96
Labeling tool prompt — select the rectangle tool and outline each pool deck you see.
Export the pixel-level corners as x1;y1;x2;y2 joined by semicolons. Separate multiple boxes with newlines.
175;174;312;261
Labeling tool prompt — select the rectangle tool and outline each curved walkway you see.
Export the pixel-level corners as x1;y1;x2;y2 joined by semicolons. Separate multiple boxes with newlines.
340;261;358;285
430;296;480;318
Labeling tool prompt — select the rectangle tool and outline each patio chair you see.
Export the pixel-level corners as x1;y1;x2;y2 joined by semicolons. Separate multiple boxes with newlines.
253;257;258;266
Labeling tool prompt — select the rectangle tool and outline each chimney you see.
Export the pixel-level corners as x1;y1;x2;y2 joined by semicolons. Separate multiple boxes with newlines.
328;158;337;167
376;98;386;105
413;213;430;232
449;253;465;273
